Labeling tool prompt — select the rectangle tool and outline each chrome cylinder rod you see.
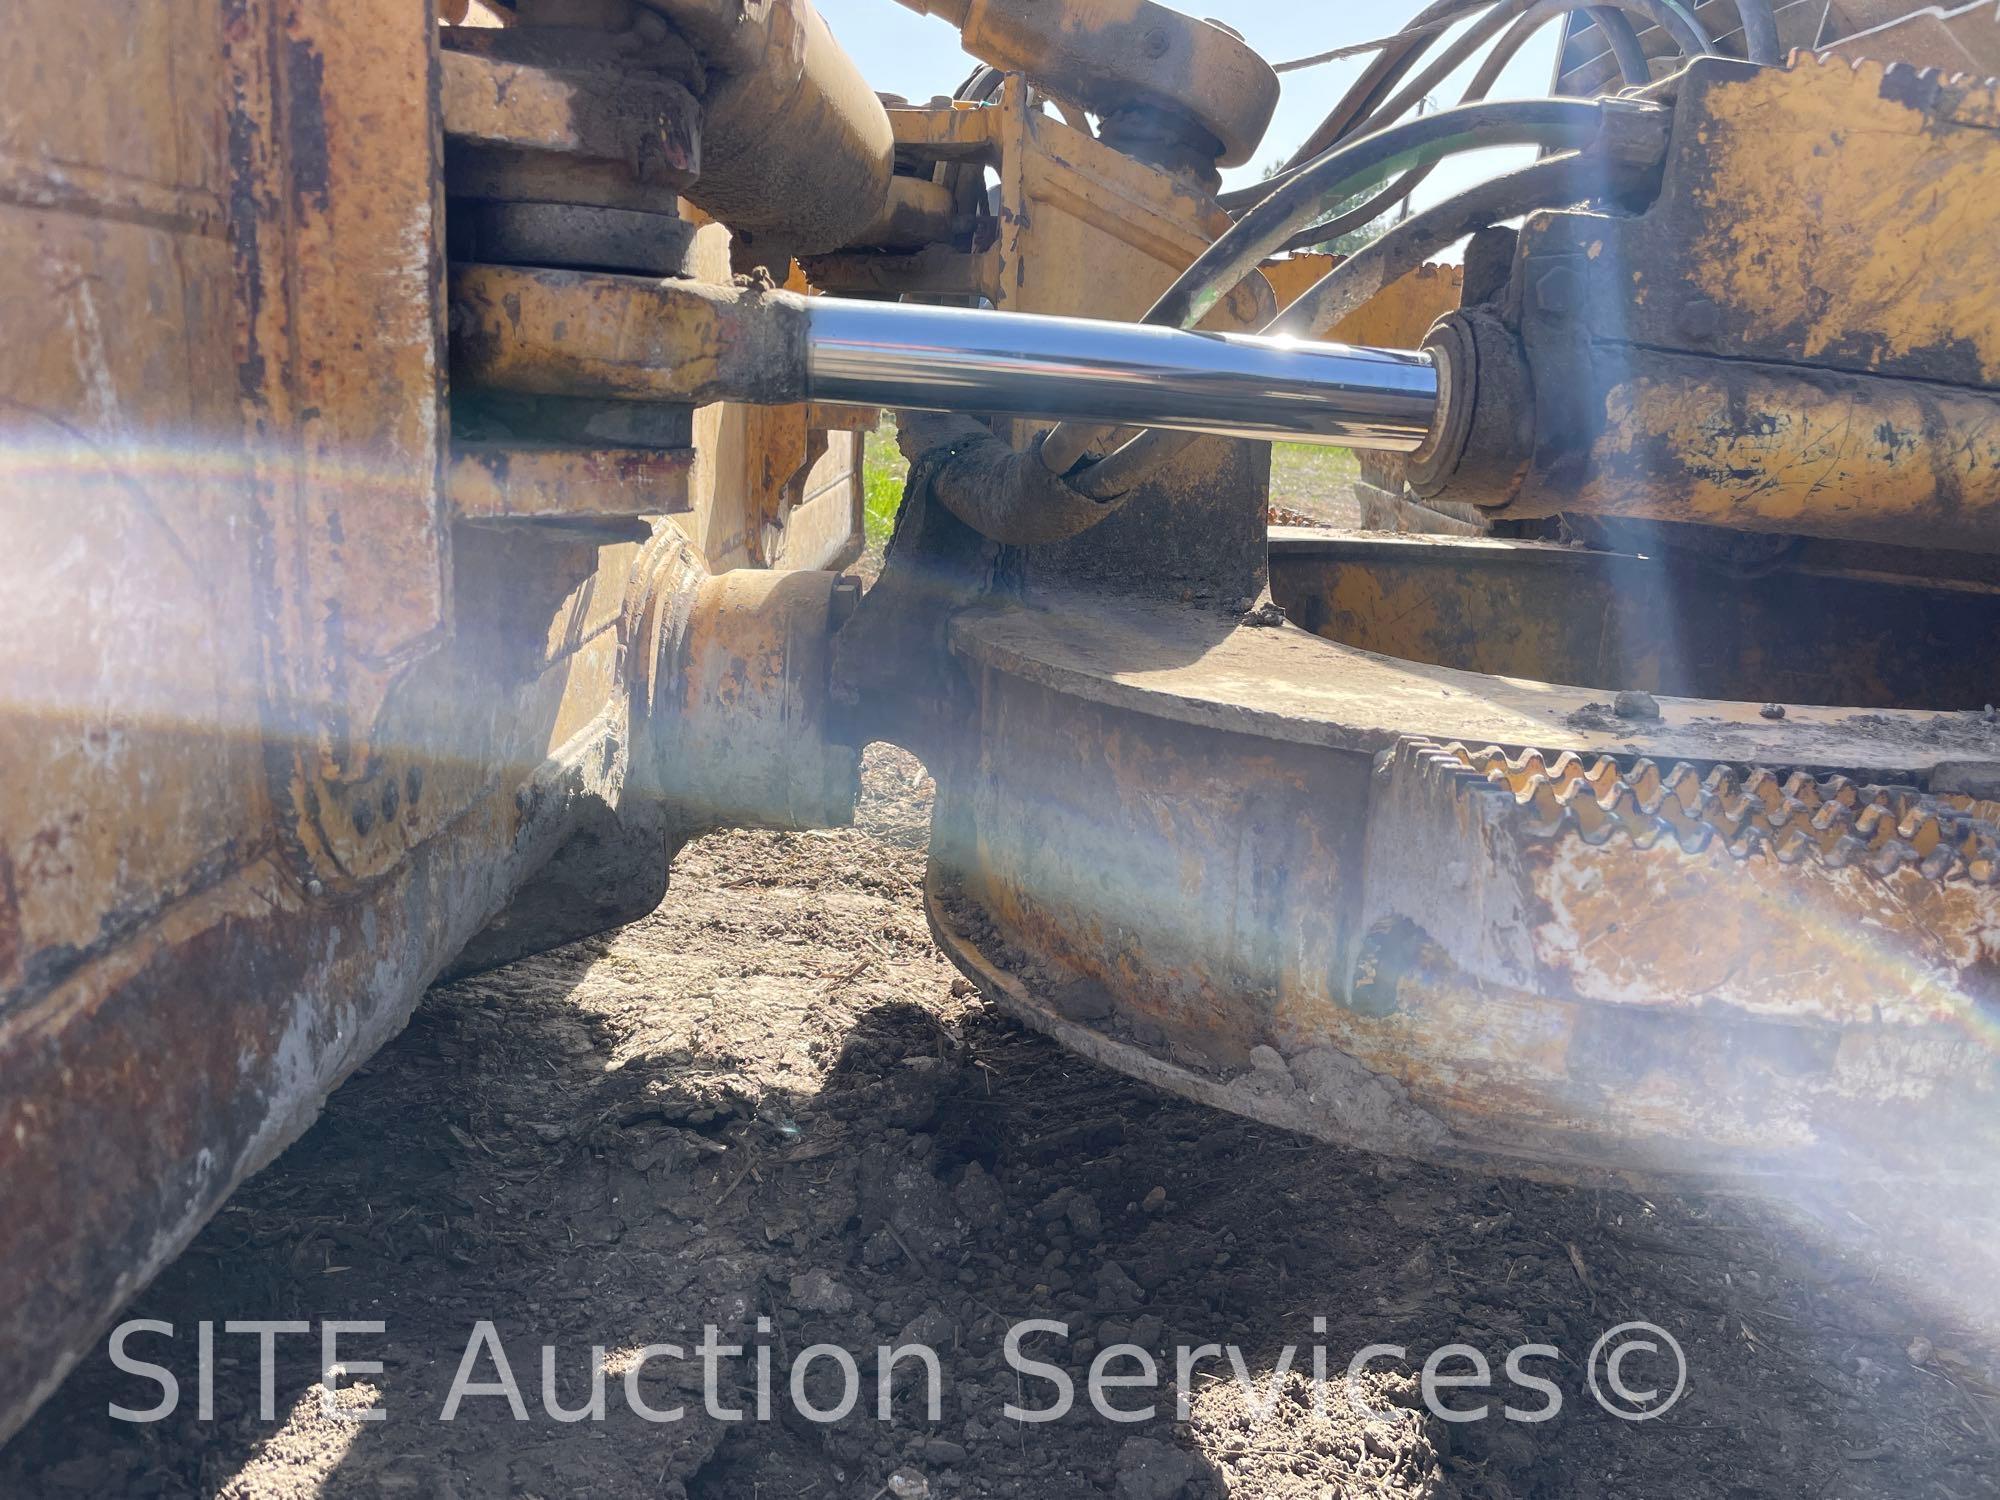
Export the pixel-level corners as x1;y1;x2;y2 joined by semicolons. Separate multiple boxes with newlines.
806;299;1437;452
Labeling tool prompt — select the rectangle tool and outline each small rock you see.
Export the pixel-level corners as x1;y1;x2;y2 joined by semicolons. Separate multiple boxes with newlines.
1760;702;1787;720
952;1162;1006;1233
1908;1335;1934;1366
789;1268;855;1315
862;1229;902;1267
1141;1186;1168;1213
1066;1194;1104;1241
886;1467;931;1500
861;1153;964;1255
1097;1261;1145;1307
1116;1436;1196;1500
1613;688;1661;720
900;1307;955;1349
1239;601;1287;628
1128;1313;1165;1348
880;1068;943;1130
1131;1253;1175;1289
923;1438;968;1466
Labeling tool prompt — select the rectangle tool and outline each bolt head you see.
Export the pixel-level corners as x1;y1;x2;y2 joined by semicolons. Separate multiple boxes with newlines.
1534;267;1577;316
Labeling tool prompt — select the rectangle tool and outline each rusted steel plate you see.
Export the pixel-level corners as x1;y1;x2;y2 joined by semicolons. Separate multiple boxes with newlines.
0;0;264;1009
1526;57;2000;391
1269;529;2000;711
896;0;1279;168
228;0;449;790
3;0;674;1447
1502;349;2000;550
449;265;810;406
449;445;695;522
928;595;2000;1187
440;45;701;185
1657;57;2000;389
0;718;631;1447
948;598;2000;775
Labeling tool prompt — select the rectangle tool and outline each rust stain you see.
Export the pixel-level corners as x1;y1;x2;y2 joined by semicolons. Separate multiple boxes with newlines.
1561;357;2000;549
1685;58;2000;387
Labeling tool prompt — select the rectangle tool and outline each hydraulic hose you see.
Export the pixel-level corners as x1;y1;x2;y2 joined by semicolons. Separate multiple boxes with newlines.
1582;6;1656;81
1248;0;1652;262
1734;0;1782;63
1037;98;1634;476
1269;0;1704;180
1226;0;1692;219
1069;152;1619;501
1142;100;1618;334
1278;0;1485;172
1274;153;1618;340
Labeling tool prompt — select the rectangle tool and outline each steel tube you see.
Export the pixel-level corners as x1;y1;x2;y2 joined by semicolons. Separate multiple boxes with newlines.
806;300;1437;452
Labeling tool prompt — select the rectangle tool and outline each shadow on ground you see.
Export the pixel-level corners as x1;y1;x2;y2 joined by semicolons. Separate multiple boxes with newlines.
3;750;1994;1499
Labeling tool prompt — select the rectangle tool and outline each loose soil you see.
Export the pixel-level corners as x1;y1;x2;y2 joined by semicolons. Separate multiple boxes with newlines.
4;754;1998;1499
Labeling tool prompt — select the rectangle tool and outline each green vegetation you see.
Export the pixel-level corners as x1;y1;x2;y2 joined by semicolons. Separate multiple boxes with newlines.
858;420;1363;540
1270;442;1360;506
863;416;906;552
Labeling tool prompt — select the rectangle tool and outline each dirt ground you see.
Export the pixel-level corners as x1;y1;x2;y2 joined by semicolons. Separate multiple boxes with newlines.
6;744;2000;1498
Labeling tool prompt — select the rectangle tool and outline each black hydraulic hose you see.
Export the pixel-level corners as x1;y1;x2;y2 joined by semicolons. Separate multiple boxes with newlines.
1147;99;1614;334
1586;7;1656;82
1258;0;1645;259
1031;100;1600;477
1273;152;1621;339
1733;0;1782;62
1593;0;1712;55
1068;150;1634;501
1266;0;1695;185
1277;0;1483;172
1035;98;1626;476
1221;0;1668;218
1362;0;1610;146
